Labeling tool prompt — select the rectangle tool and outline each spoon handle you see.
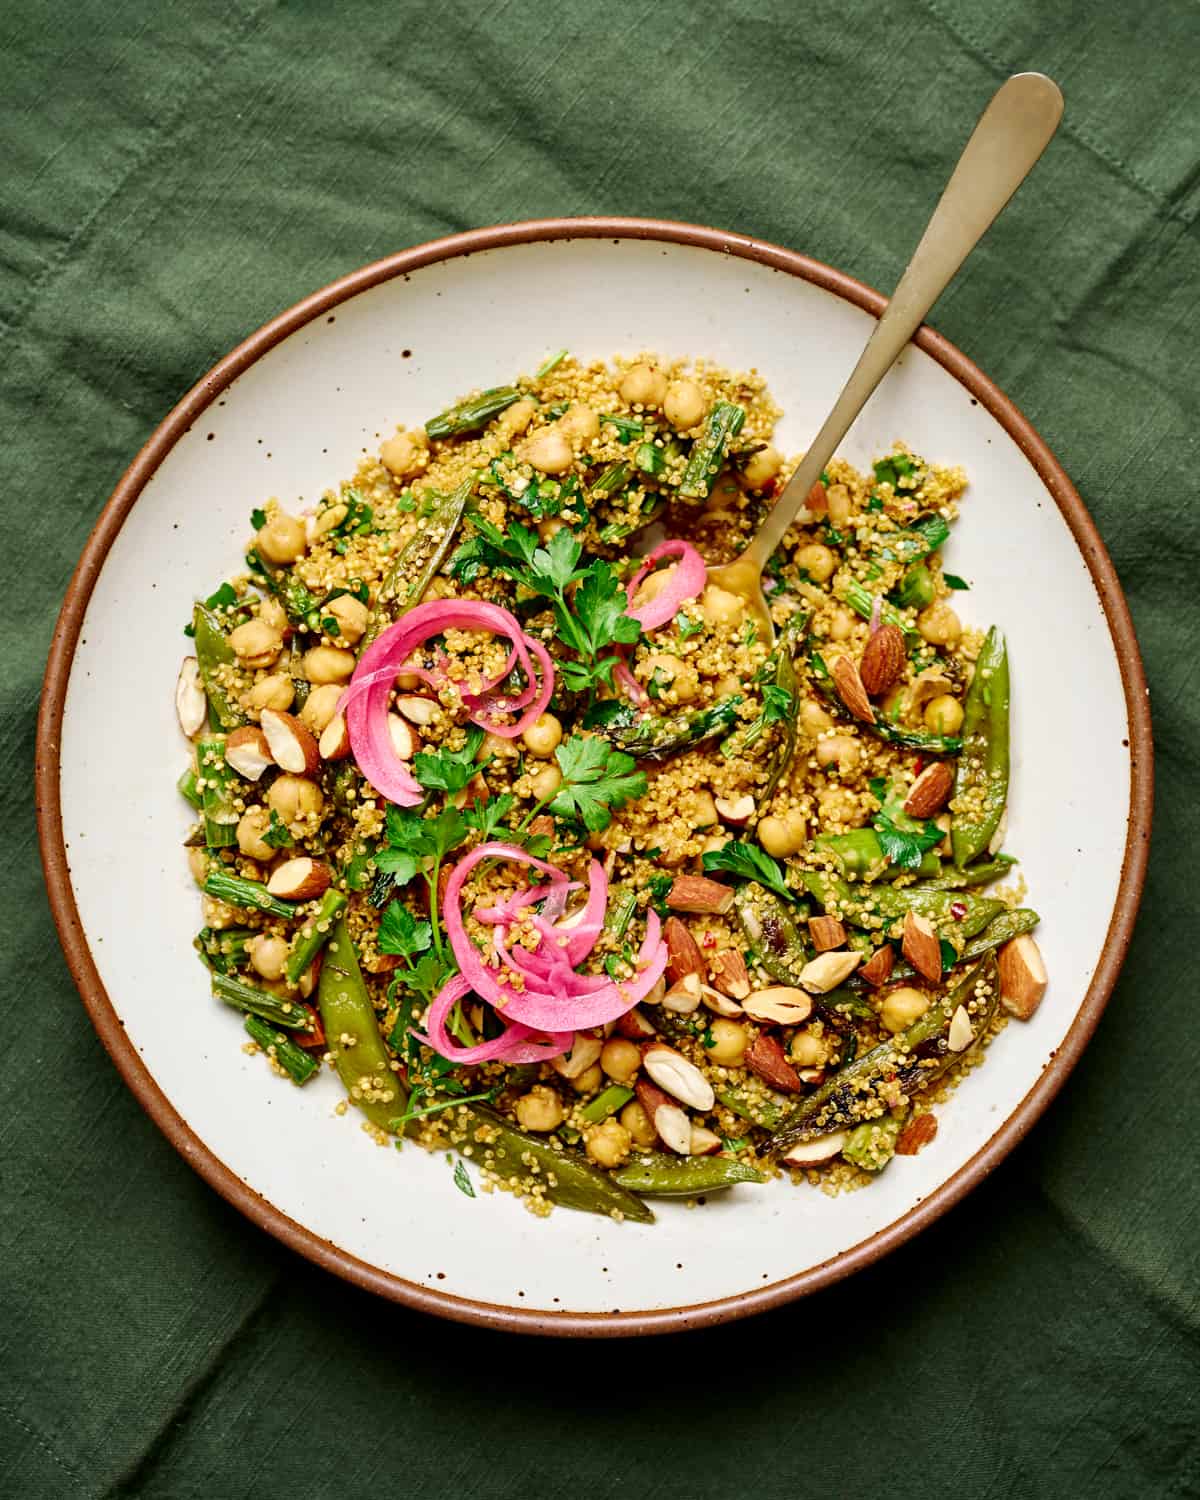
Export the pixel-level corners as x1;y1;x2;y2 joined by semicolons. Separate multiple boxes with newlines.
745;71;1063;570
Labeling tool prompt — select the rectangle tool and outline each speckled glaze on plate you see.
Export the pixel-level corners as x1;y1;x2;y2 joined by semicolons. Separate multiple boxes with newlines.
37;219;1152;1336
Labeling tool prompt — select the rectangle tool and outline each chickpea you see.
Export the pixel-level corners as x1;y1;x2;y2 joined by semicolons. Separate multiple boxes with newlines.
924;694;964;735
267;774;324;824
236;806;274;860
256;510;307;565
379;429;428;480
815;734;862;774
618;361;668;408
631;564;675;610
782;807;808;845
799;699;834;737
248;934;289;982
522;711;563;758
688;789;718;829
187;847;210;886
917;601;962;647
699;584;745;628
828;606;856;642
825;482;853;529
537;517;564;543
585;1116;632;1168
229;618;283;669
759;814;802;858
518;425;573;475
707;1018;748;1066
557;402;600;444
644;651;699;704
701;833;730;856
258;597;289;636
620;1099;657;1148
739;444;783;491
303;645;356;684
713;673;742;698
817;784;865;828
789;1030;827;1068
514;1085;564;1132
202;894;239;931
880;986;931;1034
663;378;705;429
795;543;837;584
247;673;294;713
572;1063;604;1095
881;684;911;723
496;397;537;441
312;501;349;538
706;471;741;512
325;593;369;645
482;731;520;760
299;683;343;736
600;1038;641;1085
529;763;562;801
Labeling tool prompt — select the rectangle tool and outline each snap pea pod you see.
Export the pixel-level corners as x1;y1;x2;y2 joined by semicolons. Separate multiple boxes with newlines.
612;1153;766;1197
680;401;746;499
809;650;961;754
177;768;202;810
588;695;743;760
715;1080;792;1129
365;477;473;646
921;855;1016;890
952;626;1010;867
732;883;809;985
212;971;314;1029
843;1109;908;1172
285;888;349;986
318;917;408;1131
578;1085;634;1124
460;1106;654;1222
892;561;935;609
203;869;297;919
800;870;1004;939
425;384;522;440
812;829;940;881
767;953;999;1154
196;737;239;848
243;1015;319;1085
191;604;246;730
841;581;920;648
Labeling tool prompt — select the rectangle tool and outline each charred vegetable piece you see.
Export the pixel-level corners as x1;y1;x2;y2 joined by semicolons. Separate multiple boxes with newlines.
732;883;809;984
243;1015;319;1085
809;650;962;754
212;972;314;1030
952;626;1010;867
365;477;473;646
799;870;1004;939
680;402;746;498
587;695;743;760
425;385;522;440
612;1153;766;1196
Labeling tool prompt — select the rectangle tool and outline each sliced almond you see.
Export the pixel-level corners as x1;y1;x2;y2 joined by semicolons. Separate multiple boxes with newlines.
807;915;847;953
998;933;1047;1020
664;916;704;982
224;726;274;781
903;761;955;819
988;807;1009;857
902;910;943;983
635;1079;691;1155
318;713;351;761
394;694;438;726
797;949;862;992
781;1131;847;1166
387;713;421;760
266;857;332;901
859;623;906;696
742;986;813;1025
832;655;876;723
708;948;751;1000
947;1004;975;1052
260;709;320;775
713;794;755;828
661;974;703;1014
296;950;322;999
804;480;828;517
175;657;207;738
744;1034;803;1093
615;1007;656;1041
858;945;895;987
700;984;743;1018
642;1044;715;1111
895;1112;938;1156
665;875;734;915
689;1125;722;1156
551;1033;604;1080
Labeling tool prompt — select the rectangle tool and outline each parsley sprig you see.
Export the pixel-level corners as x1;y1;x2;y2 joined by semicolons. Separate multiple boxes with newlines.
544;734;647;833
702;840;796;903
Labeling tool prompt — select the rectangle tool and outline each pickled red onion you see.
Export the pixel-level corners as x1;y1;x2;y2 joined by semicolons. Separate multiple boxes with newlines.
624;539;707;631
415;974;573;1064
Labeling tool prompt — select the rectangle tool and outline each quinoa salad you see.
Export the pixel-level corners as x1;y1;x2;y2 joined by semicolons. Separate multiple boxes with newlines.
175;351;1048;1223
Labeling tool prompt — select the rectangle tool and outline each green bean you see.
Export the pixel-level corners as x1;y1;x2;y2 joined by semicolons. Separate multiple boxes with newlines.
578;1086;634;1124
809;650;961;754
588;695;743;760
893;561;935;609
952;626;1010;867
425;385;522;440
203;869;297;919
212;972;314;1029
196;737;239;848
732;883;809;985
285;888;349;986
680;402;746;498
459;1106;654;1222
243;1015;319;1085
766;953;999;1155
319;917;408;1131
590;460;630;498
365;477;473;646
921;855;1016;889
191;605;246;730
535;349;568;379
841;581;920;648
714;1080;792;1129
799;870;1004;939
177;768;202;811
599;413;644;442
812;829;940;881
612;1153;766;1197
842;1110;907;1172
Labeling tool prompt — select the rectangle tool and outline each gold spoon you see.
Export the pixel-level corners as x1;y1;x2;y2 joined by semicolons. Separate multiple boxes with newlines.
707;72;1064;642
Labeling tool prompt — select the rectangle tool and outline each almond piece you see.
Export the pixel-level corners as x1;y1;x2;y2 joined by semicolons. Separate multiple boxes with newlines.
176;657;207;738
224;726;274;781
858;945;895;987
661;973;703;1014
947;1004;975;1052
689;1125;722;1156
615;1007;657;1041
394;694;438;726
744;1034;803;1093
642;1044;715;1111
807;915;847;953
781;1131;847;1166
708;949;751;1000
266;857;332;901
859;623;906;696
895;1113;939;1156
551;1033;604;1080
665;875;734;915
713;794;755;828
318;713;351;761
742;986;813;1025
797;949;862;992
998;934;1047;1020
902;910;943;983
699;984;743;1018
260;709;320;775
635;1079;691;1155
804;480;828;517
387;713;421;760
664;916;704;982
832;655;876;723
903;761;955;818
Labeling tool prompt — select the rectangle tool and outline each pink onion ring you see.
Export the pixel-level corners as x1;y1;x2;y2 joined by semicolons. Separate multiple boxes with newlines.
412;974;572;1064
624;539;707;631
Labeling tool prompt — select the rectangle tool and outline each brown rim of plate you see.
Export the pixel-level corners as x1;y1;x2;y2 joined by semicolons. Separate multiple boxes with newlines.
35;216;1154;1338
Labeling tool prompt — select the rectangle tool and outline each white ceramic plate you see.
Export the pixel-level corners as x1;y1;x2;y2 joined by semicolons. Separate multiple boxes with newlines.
39;220;1152;1334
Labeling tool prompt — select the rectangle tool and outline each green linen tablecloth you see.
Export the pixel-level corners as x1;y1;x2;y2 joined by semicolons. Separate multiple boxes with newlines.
3;1;1196;1494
